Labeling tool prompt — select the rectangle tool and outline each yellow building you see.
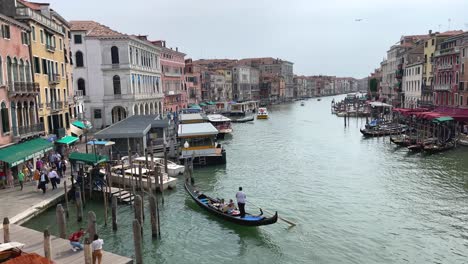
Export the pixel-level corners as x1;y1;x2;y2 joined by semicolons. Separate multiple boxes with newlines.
14;0;72;136
422;30;463;104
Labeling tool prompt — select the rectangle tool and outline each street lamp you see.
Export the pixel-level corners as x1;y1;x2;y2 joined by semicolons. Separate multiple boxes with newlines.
184;141;189;148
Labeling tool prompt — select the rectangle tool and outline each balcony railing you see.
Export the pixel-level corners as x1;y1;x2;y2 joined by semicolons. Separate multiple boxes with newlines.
434;84;451;91
15;7;65;35
48;74;60;85
437;64;453;70
46;44;55;52
13;123;45;138
9;82;40;95
46;101;63;110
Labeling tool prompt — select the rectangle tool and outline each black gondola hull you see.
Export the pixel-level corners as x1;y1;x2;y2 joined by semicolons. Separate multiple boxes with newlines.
184;182;278;226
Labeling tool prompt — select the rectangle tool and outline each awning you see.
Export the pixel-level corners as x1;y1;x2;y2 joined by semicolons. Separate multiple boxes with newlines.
69;152;109;165
432;116;454;123
199;103;207;107
56;135;79;145
189;104;201;109
207;101;216;105
72;120;87;129
0;138;53;167
87;140;115;146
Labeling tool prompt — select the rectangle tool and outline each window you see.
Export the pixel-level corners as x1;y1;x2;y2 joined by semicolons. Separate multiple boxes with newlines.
1;102;9;134
31;26;36;41
33;57;40;74
113;75;121;95
1;25;10;39
75;51;84;67
111;46;119;64
40;30;44;44
94;109;102;119
77;78;86;96
425;41;428;48
431;39;434;46
59;38;62;50
463;48;466;58
21;31;29;45
74;34;82;44
456;56;460;64
0;57;2;85
61;63;64;76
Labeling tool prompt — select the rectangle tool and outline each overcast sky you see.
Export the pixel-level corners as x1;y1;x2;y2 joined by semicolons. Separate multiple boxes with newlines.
45;0;468;78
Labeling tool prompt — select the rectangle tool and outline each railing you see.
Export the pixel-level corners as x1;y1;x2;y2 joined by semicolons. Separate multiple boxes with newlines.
417;100;434;108
433;84;452;91
13;123;45;138
438;64;453;70
48;74;60;85
46;44;55;52
10;82;40;95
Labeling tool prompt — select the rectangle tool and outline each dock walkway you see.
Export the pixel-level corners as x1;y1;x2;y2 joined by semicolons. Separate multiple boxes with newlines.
9;224;132;264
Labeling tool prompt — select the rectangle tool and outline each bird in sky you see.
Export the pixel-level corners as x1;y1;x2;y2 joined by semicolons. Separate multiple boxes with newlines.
355;18;363;22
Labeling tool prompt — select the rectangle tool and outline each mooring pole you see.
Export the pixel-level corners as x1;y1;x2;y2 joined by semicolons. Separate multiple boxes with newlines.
112;195;118;231
56;204;67;239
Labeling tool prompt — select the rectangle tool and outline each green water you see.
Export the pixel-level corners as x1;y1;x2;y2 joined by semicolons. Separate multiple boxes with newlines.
24;95;468;263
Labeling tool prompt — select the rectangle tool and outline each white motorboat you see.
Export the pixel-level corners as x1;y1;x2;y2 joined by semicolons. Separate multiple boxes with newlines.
134;156;185;176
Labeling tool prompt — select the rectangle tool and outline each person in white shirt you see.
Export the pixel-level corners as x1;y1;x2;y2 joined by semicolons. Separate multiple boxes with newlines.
47;168;59;189
236;187;247;218
92;234;104;264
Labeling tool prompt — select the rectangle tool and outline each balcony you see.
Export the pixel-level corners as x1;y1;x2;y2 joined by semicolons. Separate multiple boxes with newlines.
9;82;40;96
164;72;182;77
13;123;45;140
165;90;182;96
48;74;60;85
47;101;63;111
434;84;451;91
15;7;65;35
417;100;434;108
46;44;55;52
421;85;432;95
437;64;453;70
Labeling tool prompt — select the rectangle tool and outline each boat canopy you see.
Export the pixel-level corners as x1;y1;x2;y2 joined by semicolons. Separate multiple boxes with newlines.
432;116;454;123
56;135;79;145
178;123;219;137
207;114;231;122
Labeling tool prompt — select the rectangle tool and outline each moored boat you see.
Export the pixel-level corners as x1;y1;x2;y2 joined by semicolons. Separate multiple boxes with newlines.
134;156;185;176
207;114;233;139
257;107;269;119
231;115;254;123
184;181;278;226
300;102;305;106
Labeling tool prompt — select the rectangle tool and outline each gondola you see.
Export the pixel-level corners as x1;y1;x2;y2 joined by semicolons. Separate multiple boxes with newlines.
184;181;278;226
231;116;254;123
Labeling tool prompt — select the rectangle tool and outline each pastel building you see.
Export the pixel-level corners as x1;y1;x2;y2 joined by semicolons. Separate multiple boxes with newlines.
70;21;163;129
403;61;424;108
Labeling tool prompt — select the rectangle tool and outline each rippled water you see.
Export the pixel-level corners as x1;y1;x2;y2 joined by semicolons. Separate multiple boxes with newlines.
24;95;468;264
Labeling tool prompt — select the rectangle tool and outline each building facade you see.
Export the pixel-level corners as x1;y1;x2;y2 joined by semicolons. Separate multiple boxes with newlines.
184;59;202;105
70;21;163;129
0;12;43;145
152;41;187;113
403;61;423;108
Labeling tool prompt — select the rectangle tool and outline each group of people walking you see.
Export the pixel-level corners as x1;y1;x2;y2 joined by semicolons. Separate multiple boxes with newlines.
34;152;67;193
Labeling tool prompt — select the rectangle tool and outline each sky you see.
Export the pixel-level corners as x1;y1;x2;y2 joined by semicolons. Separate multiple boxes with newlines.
43;0;468;78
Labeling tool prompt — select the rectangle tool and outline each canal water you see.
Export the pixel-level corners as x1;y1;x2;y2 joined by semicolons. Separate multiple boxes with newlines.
24;95;468;264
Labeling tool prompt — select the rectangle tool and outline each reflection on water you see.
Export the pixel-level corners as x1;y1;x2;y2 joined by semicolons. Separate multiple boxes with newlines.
24;95;468;264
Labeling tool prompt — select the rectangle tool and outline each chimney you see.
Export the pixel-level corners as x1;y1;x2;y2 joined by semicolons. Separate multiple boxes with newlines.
429;29;432;35
176;47;178;52
0;0;17;17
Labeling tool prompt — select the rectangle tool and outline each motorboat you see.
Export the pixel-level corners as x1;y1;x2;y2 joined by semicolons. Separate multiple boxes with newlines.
256;107;269;119
207;114;233;139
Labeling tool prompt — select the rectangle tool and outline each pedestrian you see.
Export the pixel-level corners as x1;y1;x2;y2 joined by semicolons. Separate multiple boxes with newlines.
48;168;59;190
27;161;34;181
235;186;247;218
57;158;64;178
0;170;6;189
36;158;43;172
17;169;24;191
69;228;86;251
92;234;104;264
22;165;30;183
33;169;40;189
38;170;48;194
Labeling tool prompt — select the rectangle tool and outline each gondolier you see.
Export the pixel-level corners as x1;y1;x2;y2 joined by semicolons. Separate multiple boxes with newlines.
236;187;246;218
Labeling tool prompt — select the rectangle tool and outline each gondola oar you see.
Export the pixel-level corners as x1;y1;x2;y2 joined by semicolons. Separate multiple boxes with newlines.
248;201;296;227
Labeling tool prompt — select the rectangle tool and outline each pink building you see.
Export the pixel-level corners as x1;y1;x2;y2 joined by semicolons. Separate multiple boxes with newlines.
0;14;41;146
152;40;187;113
185;58;203;105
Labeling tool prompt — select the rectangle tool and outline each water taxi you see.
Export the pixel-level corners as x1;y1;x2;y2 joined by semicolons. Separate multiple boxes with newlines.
207;114;233;139
257;108;269;119
300;101;305;106
178;122;226;166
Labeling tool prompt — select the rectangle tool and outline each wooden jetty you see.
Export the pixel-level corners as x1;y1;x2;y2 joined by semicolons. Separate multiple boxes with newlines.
8;224;132;264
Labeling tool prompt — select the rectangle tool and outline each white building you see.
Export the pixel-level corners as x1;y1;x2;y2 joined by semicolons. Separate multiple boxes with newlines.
70;21;163;129
403;61;423;108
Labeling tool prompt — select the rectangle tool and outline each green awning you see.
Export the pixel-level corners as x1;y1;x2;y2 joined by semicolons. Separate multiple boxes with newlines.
189;104;201;109
56;135;79;145
432;116;454;123
207;101;216;105
69;152;109;166
0;138;53;167
72;120;87;129
199;103;207;107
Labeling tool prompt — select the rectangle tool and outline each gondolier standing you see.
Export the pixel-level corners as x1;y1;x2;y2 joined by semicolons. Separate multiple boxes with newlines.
236;187;246;218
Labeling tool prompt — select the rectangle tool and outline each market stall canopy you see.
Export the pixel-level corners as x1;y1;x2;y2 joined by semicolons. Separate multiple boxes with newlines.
199;103;207;107
69;152;108;165
56;135;79;145
188;104;201;109
0;138;53;167
432;116;454;123
206;101;216;105
87;140;115;146
72;120;92;129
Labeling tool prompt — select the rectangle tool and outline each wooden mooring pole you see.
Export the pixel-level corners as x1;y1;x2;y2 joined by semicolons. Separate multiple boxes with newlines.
43;229;51;261
103;187;108;226
112;195;118;231
134;195;143;234
64;181;69;218
3;217;10;243
75;189;84;222
87;211;97;241
56;204;67;239
84;237;92;264
158;166;164;204
149;194;159;238
133;219;143;264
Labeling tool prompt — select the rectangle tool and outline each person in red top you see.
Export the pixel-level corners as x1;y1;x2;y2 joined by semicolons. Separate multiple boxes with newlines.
69;228;85;251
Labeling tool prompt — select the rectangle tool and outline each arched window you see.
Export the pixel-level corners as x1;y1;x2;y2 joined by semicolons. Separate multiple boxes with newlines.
19;59;25;82
111;46;119;64
1;102;10;133
113;75;121;95
12;58;18;82
456;72;459;84
0;56;3;85
75;51;84;67
25;61;31;82
77;78;86;96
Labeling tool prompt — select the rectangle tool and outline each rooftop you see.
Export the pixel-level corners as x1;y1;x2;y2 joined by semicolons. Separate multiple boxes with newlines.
70;20;125;37
95;115;169;139
179;113;207;122
178;123;218;137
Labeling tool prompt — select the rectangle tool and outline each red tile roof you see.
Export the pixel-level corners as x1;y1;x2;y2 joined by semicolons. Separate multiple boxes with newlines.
70;20;125;37
17;0;47;11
